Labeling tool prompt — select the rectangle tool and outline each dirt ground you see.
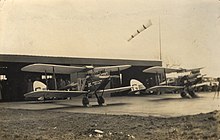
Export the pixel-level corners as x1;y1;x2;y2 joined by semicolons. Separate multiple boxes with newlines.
0;107;220;140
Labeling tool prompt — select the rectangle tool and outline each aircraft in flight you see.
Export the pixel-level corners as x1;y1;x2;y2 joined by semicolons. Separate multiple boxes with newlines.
21;63;145;106
141;66;206;98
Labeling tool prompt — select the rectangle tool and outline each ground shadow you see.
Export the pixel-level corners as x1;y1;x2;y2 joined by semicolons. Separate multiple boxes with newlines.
25;101;56;104
149;96;202;102
28;102;130;111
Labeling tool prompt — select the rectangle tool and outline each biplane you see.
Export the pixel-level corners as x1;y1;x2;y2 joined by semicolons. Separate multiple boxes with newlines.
142;66;206;98
21;63;145;106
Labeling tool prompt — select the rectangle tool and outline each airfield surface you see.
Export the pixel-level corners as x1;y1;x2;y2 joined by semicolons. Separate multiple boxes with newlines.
0;92;220;139
0;92;220;117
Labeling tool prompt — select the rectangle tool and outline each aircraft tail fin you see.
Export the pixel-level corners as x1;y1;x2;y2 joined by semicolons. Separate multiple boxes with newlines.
33;81;47;91
130;79;146;94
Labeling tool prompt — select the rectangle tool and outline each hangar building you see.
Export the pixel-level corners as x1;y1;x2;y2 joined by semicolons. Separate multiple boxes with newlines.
0;54;162;101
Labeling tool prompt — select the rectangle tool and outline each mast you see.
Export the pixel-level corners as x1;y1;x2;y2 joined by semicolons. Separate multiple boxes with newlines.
159;17;162;61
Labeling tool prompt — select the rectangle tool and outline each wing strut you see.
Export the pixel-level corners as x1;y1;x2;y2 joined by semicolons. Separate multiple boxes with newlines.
155;72;159;86
44;70;48;90
52;66;57;90
118;67;122;85
164;68;168;86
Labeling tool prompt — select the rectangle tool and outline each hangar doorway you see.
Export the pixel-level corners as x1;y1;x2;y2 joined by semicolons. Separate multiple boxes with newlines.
0;62;27;101
0;62;72;101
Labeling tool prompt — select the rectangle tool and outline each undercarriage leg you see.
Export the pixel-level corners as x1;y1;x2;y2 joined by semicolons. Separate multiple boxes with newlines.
188;90;198;98
94;92;105;106
82;96;89;107
97;96;105;106
180;91;190;99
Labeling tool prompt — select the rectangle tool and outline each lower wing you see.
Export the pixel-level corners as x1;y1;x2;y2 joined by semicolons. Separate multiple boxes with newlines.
97;86;132;94
24;90;88;98
146;85;184;93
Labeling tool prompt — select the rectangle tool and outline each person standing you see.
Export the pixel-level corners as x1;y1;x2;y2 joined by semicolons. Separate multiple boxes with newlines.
217;78;220;95
214;77;220;99
59;78;66;89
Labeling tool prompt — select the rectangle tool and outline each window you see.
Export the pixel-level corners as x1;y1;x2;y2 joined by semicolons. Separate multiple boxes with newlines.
41;75;52;79
0;75;7;80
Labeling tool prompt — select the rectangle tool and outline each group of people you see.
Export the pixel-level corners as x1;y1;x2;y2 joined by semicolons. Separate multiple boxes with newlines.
45;78;70;90
57;78;70;89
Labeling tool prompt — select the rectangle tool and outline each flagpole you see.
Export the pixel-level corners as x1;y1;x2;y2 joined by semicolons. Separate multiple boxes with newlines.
159;17;162;61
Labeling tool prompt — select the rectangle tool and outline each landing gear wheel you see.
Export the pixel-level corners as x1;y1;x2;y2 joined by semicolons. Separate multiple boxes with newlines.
180;92;190;98
180;92;187;98
97;96;105;106
188;90;198;98
82;97;89;107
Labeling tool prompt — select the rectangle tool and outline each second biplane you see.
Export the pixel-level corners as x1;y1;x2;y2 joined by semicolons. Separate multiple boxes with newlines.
142;66;206;98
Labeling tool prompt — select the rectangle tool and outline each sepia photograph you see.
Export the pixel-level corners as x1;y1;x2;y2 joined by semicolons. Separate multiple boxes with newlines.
0;0;220;139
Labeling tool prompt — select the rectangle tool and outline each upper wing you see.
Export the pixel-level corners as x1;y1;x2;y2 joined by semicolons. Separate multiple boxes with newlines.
183;67;204;73
24;90;88;98
97;86;131;94
143;66;204;74
21;63;85;74
143;66;181;74
146;85;184;93
94;65;131;72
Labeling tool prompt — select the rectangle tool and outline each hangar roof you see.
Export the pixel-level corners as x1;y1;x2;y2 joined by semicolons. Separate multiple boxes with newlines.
0;54;162;67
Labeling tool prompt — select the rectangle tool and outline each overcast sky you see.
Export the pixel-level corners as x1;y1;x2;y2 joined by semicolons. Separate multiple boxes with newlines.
0;0;220;77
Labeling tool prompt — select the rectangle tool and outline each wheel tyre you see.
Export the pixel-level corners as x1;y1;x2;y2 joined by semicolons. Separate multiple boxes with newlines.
180;92;186;98
82;97;89;107
98;96;105;106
